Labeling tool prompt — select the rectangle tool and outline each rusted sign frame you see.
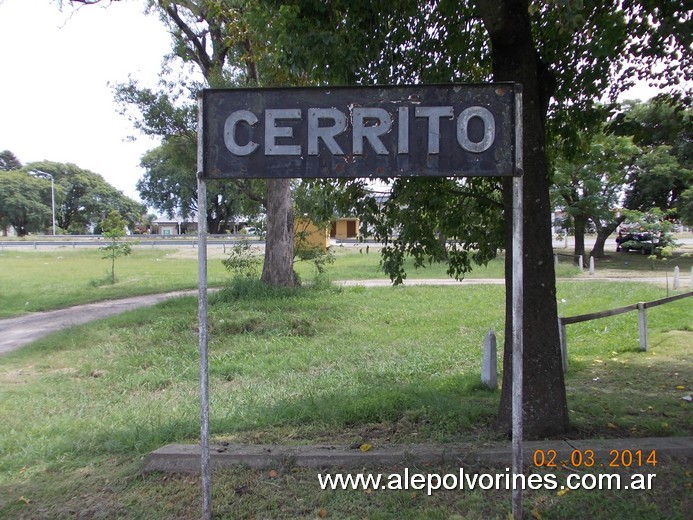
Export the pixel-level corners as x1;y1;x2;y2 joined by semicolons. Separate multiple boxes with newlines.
196;84;524;520
201;84;521;180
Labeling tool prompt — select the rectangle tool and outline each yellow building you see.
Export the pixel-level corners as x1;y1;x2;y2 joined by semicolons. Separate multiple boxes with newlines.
330;218;359;239
294;218;330;252
294;217;360;252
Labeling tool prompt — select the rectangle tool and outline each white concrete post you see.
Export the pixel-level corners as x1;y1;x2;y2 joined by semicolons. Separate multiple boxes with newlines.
481;329;497;390
673;266;680;290
578;255;583;273
637;302;648;351
589;256;595;275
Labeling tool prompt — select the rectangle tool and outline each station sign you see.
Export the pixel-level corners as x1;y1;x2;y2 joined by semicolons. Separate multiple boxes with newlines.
200;84;521;179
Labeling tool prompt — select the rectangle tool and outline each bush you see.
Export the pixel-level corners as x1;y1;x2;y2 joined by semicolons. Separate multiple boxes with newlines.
222;238;261;280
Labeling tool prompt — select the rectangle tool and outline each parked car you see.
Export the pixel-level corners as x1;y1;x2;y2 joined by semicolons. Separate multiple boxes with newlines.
242;227;258;235
616;232;664;254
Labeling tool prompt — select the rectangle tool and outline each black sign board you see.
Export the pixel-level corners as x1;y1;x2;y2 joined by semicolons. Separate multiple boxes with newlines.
200;84;521;179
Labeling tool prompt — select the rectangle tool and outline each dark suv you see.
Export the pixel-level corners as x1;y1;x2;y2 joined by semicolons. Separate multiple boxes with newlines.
616;232;664;254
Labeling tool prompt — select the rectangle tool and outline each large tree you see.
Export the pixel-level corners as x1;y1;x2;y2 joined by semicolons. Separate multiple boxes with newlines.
552;132;641;258
112;0;304;286
0;150;22;171
25;161;144;234
0;170;51;236
133;128;262;234
259;0;691;438
611;99;692;214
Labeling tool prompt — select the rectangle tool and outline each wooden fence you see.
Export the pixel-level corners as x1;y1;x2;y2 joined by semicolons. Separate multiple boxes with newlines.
557;291;692;372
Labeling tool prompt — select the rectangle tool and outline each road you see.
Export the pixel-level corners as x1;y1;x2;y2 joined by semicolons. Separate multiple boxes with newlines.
3;234;692;251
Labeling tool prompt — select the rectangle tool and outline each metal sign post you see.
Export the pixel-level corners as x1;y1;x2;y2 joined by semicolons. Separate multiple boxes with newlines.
196;84;524;519
511;89;524;520
196;100;212;520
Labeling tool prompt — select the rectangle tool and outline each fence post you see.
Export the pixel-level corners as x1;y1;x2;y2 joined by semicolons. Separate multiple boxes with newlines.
578;255;583;272
589;256;595;275
637;302;648;351
481;329;497;390
558;318;568;373
673;266;680;290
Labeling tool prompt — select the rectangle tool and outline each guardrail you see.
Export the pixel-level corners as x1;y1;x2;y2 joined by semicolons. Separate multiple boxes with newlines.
557;291;692;372
0;235;265;251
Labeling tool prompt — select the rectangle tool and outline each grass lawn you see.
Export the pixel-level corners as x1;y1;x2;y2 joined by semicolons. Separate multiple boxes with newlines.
0;245;582;319
0;248;228;318
0;277;690;518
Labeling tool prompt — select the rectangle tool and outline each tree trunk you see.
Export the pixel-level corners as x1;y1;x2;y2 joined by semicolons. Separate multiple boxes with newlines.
573;214;587;260
478;0;569;439
261;179;297;287
590;218;623;258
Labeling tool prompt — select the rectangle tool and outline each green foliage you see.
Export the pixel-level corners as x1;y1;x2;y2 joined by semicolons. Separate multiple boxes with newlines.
261;1;691;280
99;210;133;284
625;144;692;213
113;8;266;233
24;161;144;234
678;187;693;226
294;242;335;289
552;129;641;256
221;238;262;280
355;177;504;284
0;149;22;171
610;99;693;215
0;170;51;235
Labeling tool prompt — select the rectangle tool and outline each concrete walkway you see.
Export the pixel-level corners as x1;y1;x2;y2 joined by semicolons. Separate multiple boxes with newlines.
0;290;196;356
143;436;693;473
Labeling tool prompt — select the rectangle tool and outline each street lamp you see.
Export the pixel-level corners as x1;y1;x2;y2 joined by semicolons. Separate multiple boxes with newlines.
33;170;56;236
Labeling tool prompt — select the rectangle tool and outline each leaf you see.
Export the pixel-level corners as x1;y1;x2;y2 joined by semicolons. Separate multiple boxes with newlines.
318;508;328;518
531;509;543;519
19;496;30;504
675;385;685;390
359;443;373;452
607;422;618;429
268;469;278;478
557;488;570;497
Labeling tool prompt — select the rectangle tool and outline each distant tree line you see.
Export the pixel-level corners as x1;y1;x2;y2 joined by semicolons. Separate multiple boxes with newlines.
0;151;145;236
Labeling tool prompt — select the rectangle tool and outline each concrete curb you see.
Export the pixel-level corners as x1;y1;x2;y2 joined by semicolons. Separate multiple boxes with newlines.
142;437;693;473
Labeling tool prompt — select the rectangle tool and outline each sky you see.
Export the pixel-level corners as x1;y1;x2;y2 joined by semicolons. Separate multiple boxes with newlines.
0;0;170;200
0;0;666;206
